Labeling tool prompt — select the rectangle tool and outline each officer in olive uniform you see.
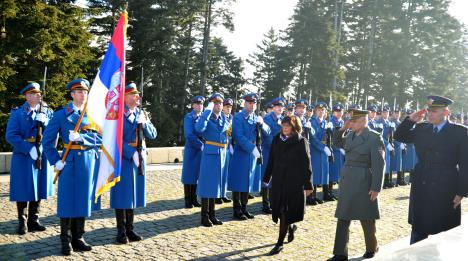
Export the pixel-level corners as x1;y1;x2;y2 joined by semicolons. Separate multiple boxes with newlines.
43;78;102;255
328;109;385;261
6;82;54;235
395;95;468;244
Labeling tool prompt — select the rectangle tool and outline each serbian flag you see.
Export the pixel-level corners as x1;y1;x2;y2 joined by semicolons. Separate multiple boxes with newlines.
89;12;128;201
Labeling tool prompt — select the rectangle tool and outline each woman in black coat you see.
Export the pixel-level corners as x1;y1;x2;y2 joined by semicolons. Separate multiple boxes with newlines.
263;115;313;255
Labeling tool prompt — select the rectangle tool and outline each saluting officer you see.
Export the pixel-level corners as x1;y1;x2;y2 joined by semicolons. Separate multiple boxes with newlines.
394;95;468;244
195;93;231;227
329;103;346;200
111;83;157;244
181;96;205;208
6;82;54;235
328;109;385;261
261;97;285;214
228;93;271;220
378;106;395;188
308;102;333;204
42;78;102;255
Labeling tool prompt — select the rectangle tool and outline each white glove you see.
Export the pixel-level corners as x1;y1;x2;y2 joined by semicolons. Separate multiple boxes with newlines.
400;143;406;150
206;102;215;111
324;147;332;157
137;112;148;124
326;122;334;129
339;148;346;155
229;144;234;155
133;151;140;167
256;116;264;125
55;160;65;171
386;143;394;151
68;131;82;142
304;121;312;129
201;144;204;151
35;113;47;123
389;122;396;128
277;119;282;125
29;147;38;160
252;147;261;158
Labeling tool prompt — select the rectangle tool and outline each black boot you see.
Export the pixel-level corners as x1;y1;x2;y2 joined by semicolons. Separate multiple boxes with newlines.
323;185;335;202
329;183;338;200
16;202;28;235
27;200;46;232
208;198;222;225
60;218;72;256
306;187;318;205
232;192;247;220
261;188;272;214
201;198;213;227
191;185;201;207
383;174;389;189
71;218;92;251
397;172;408;186
248;193;255;199
315;186;324;204
215;198;223;204
184;185;193;208
268;244;284;255
241;192;254;219
287;224;297;243
327;255;348;261
125;209;142;241
115;209;128;244
387;173;395;188
222;196;232;203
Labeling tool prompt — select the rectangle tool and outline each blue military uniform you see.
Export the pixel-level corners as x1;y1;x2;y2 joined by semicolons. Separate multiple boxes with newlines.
308;102;333;204
377;106;396;188
395;95;468;244
181;96;205;208
390;108;408;186
295;99;312;140
228;93;271;220
219;98;234;204
402;110;417;174
42;78;102;254
196;93;230;227
111;83;157;243
329;104;345;186
261;97;285;214
6;82;54;234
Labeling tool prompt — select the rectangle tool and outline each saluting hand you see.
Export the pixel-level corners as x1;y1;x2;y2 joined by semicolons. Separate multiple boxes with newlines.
409;109;426;123
453;195;463;209
369;190;379;202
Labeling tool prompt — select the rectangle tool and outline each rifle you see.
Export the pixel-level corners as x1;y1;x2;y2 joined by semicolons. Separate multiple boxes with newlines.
35;66;47;169
326;126;334;163
255;94;263;165
136;67;145;176
388;122;395;156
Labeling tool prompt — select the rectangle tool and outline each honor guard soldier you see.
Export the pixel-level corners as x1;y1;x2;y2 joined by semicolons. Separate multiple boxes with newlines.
266;102;274;114
329;103;346;200
195;93;231;227
395;95;468;244
367;104;382;133
328;109;385;261
378;105;396;188
308;102;334;204
42;78;102;255
390;107;406;186
228;93;271;220
295;99;313;140
306;104;314;120
182;96;205;208
216;98;234;204
6;82;54;235
286;102;295;117
261;97;285;214
402;109;417;177
111;83;157;244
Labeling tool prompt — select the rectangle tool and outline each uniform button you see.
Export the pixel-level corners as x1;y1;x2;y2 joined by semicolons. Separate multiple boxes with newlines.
78;152;81;156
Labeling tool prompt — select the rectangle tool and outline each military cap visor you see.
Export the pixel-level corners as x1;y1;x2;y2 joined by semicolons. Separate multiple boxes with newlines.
66;78;90;91
208;93;224;103
223;98;233;106
20;82;41;95
295;99;308;107
243;93;258;103
427;95;453;108
191;96;205;103
350;109;369;120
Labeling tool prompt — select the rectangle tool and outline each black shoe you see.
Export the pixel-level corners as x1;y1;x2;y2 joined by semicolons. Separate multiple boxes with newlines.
71;218;92;251
215;198;223;204
71;239;92;251
233;208;248;220
209;216;223;225
201;215;213;227
306;196;317;206
287;225;297;243
115;209;128;244
191;185;202;207
268;244;283;256
221;197;232;203
208;199;222;225
28;221;46;232
327;255;348;261
116;229;129;244
262;205;273;214
363;251;376;259
241;207;254;219
323;194;336;202
126;230;143;241
16;202;28;235
316;198;324;204
201;198;213;227
248;194;255;199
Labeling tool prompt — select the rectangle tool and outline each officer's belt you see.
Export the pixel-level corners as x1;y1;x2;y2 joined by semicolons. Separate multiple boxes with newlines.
24;137;39;143
205;141;227;148
64;143;90;150
344;161;370;168
321;141;327;144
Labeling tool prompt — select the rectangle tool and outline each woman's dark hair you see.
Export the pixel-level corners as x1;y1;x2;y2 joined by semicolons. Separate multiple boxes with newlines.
281;116;302;135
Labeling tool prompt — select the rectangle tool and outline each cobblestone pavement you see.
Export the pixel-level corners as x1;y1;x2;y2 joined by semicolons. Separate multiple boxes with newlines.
1;169;467;261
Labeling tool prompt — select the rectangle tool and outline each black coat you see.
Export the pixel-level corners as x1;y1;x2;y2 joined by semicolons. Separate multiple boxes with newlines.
395;117;468;235
263;133;313;225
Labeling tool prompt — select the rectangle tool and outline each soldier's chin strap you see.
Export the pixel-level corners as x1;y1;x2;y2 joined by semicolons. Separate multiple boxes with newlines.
53;101;89;184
